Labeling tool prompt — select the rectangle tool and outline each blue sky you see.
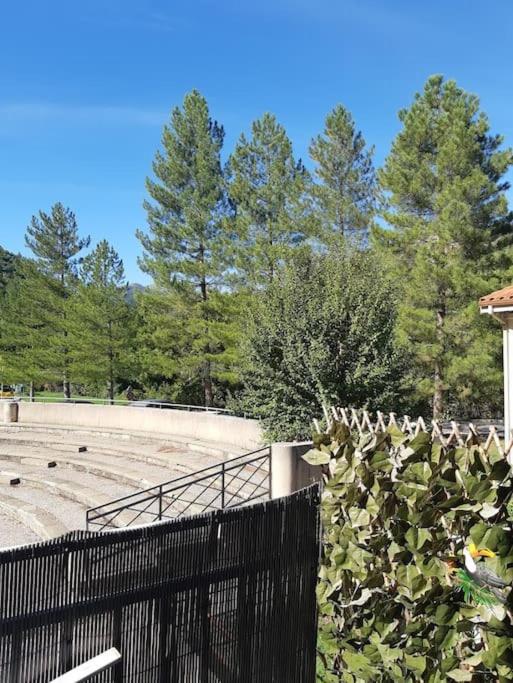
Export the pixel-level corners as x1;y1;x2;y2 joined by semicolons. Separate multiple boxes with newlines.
1;0;512;283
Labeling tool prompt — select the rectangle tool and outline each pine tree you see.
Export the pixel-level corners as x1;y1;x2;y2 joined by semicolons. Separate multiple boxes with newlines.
25;203;90;397
136;90;234;406
67;240;133;402
227;113;311;287
376;75;513;418
309;104;377;244
0;246;19;297
0;258;54;396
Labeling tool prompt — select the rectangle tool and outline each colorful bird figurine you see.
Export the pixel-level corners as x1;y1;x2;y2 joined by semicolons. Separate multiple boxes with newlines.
458;543;509;605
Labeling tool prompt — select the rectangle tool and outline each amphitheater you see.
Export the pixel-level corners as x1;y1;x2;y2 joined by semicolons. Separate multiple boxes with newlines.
0;400;268;548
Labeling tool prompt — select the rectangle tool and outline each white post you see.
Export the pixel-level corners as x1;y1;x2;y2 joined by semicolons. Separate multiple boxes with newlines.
480;297;513;449
50;648;121;683
503;316;513;446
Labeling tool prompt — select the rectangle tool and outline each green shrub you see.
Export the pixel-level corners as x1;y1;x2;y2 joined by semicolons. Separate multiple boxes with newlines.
306;419;513;682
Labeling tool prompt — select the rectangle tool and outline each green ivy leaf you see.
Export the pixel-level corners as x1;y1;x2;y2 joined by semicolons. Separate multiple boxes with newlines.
302;448;331;465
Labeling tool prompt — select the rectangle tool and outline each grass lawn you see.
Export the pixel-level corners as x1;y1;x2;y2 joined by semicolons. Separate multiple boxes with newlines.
20;391;130;405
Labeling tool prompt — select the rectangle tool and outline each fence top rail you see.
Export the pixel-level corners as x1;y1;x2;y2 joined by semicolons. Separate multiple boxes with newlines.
86;446;270;520
316;405;512;459
15;395;256;416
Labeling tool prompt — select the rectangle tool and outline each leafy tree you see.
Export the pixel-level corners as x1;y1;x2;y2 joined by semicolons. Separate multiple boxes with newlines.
136;90;235;406
376;75;513;418
228;113;311;287
238;246;406;440
67;240;134;402
309;104;377;244
25;203;90;397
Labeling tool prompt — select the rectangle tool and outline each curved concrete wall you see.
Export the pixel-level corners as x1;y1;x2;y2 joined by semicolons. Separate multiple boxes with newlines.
16;402;263;452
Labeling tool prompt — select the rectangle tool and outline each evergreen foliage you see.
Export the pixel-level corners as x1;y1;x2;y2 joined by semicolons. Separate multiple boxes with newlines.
24;203;90;397
0;246;19;297
228;113;312;288
309;104;377;244
308;417;513;682
136;287;241;405
67;240;134;401
0;258;51;392
2;82;512;419
238;246;406;440
376;75;513;418
137;90;236;405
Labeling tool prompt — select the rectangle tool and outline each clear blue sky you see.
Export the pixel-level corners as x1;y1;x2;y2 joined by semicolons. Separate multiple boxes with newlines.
1;0;512;283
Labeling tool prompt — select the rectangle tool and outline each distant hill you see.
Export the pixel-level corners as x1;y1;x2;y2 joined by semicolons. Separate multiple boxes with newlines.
125;283;146;304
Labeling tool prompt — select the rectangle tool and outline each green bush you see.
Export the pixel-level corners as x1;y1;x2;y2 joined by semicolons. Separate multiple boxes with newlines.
239;246;408;441
306;419;513;682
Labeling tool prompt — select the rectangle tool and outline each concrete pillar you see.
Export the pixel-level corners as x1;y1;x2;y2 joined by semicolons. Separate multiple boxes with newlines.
270;441;323;498
1;400;19;424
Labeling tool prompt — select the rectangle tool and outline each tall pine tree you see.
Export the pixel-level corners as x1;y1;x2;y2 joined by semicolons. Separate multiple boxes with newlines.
227;113;311;287
376;75;513;418
67;240;133;402
0;246;19;297
309;104;377;244
0;259;50;396
136;90;234;406
25;203;90;397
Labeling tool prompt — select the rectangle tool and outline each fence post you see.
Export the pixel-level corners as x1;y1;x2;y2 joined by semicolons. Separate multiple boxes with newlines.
270;442;321;498
221;462;225;509
158;485;163;521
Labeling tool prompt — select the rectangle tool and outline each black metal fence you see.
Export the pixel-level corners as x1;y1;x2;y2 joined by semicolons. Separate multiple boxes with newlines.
0;486;320;682
86;447;271;531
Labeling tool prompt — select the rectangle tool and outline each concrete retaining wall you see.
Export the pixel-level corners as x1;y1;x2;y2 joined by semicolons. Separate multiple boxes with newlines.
15;402;263;452
10;403;322;498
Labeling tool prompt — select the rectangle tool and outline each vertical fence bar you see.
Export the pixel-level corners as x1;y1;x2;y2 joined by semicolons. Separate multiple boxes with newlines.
267;446;272;500
158;486;163;521
221;462;225;509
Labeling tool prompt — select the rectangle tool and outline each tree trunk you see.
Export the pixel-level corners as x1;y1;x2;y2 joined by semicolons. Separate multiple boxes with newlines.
433;359;443;420
108;362;114;405
433;303;445;420
29;381;34;402
61;268;71;400
203;362;213;407
108;324;114;405
199;246;213;408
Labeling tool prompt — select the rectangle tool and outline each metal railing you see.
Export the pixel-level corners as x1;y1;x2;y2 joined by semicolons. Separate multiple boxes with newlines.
17;395;244;414
86;446;271;531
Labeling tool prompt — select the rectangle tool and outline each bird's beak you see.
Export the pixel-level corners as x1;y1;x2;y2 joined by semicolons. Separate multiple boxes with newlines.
477;548;496;558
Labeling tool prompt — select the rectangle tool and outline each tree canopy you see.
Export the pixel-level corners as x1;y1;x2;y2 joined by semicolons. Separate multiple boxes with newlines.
376;75;513;418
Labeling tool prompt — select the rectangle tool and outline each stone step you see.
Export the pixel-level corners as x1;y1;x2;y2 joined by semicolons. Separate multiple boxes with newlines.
0;493;68;540
0;461;205;526
0;469;140;529
0;422;246;459
0;450;162;490
0;435;221;474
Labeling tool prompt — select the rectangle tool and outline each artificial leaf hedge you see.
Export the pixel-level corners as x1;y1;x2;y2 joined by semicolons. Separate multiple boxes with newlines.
306;419;513;682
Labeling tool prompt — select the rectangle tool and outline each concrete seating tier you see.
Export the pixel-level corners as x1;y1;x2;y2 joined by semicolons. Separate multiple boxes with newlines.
0;423;250;548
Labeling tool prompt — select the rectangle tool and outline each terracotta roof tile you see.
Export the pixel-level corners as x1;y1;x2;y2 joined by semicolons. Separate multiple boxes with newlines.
479;285;513;308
